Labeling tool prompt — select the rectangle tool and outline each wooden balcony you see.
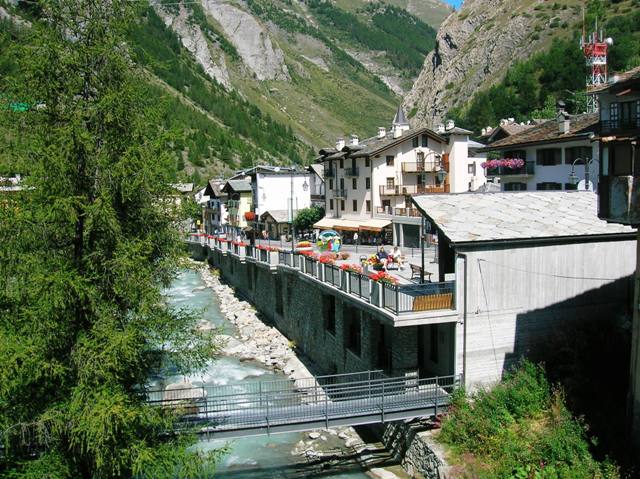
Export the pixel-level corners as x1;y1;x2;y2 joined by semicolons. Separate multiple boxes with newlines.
402;161;439;173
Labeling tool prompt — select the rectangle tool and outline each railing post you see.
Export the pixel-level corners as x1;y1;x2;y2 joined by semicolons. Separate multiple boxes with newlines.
395;284;400;314
381;380;385;423
434;376;439;416
266;388;270;435
324;393;329;429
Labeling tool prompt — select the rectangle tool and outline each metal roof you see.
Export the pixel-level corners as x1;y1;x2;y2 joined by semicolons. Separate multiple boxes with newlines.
412;191;635;244
223;179;252;192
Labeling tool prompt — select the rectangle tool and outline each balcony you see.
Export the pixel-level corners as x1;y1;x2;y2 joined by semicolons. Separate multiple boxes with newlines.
600;119;640;135
344;167;360;177
402;161;439;173
324;169;335;178
379;184;449;196
376;206;422;217
332;189;348;198
486;162;535;177
599;175;640;225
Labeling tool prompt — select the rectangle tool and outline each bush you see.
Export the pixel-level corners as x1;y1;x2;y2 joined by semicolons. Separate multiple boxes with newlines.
439;361;619;478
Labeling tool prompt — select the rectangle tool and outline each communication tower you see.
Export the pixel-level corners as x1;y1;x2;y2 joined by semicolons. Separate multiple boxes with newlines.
581;15;613;112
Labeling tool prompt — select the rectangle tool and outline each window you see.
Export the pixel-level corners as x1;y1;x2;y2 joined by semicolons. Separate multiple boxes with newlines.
365;177;371;189
536;182;562;191
339;159;344;169
366;200;371;212
352;178;357;189
468;163;476;175
610;102;619;127
329;199;334;210
536;148;561;166
329;179;333;190
504;150;526;160
430;324;439;363
340;178;344;190
421;134;428;147
341;200;345;211
386;177;395;188
323;295;336;335
504;182;527;191
565;146;592;165
352;199;358;211
412;137;419;148
564;183;578;191
612;142;633;175
345;307;361;356
386;155;394;166
620;100;640;127
365;158;370;167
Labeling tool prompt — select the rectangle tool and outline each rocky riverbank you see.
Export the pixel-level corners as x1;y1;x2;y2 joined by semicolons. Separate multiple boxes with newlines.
195;264;410;479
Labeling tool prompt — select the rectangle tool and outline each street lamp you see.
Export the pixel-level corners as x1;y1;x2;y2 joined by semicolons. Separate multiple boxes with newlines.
568;157;597;191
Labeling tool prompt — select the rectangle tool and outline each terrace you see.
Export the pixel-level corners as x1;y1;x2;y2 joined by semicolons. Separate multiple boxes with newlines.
188;234;457;325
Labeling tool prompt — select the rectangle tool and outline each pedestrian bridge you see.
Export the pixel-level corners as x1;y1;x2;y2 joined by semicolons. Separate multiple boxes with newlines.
146;371;460;439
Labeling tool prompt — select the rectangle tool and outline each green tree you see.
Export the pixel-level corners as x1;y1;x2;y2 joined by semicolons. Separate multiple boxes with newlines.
0;2;219;477
293;206;325;232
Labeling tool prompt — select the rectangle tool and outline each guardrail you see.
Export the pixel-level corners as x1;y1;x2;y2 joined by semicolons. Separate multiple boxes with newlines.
382;281;455;314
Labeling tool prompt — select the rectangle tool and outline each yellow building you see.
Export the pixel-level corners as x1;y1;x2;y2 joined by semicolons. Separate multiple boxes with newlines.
222;179;253;234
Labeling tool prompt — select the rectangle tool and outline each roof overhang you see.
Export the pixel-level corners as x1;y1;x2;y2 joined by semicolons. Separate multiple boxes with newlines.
477;133;596;152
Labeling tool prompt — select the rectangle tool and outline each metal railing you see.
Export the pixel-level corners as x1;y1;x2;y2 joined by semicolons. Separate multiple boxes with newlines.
332;189;348;198
348;271;371;300
402;161;439;173
146;371;460;437
324;264;342;288
379;184;448;196
344;167;360;177
382;281;455;314
600;118;640;134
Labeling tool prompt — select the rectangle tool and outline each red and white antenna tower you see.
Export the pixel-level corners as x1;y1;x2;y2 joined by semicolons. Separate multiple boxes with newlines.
581;11;613;112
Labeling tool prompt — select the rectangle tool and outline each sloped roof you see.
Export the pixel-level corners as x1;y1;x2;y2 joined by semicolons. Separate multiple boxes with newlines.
204;180;227;198
172;183;194;193
481;113;598;150
223;179;252;193
393;105;408;126
260;209;290;223
308;163;324;180
412;191;635;244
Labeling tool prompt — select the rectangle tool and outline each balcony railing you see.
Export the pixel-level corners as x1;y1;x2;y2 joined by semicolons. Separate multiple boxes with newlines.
379;184;449;196
402;161;439;173
600;119;640;134
486;161;535;177
376;206;422;217
324;169;335;178
344;167;360;177
332;189;348;198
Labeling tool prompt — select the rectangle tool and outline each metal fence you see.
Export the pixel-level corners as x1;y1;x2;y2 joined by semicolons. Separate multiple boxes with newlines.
324;264;342;288
348;271;370;300
382;281;455;314
146;371;460;436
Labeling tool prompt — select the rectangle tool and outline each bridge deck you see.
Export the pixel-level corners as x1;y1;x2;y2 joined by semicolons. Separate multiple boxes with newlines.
147;372;459;439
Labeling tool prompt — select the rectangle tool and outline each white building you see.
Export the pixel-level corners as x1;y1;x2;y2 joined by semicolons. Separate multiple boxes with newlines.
314;107;486;247
307;163;325;209
230;165;311;219
480;110;599;192
203;180;228;235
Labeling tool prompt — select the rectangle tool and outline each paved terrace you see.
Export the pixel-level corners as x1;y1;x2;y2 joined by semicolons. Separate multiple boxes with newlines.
188;235;457;325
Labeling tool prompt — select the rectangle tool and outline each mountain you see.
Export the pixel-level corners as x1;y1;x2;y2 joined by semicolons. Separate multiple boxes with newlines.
405;0;585;127
333;0;452;29
405;0;640;131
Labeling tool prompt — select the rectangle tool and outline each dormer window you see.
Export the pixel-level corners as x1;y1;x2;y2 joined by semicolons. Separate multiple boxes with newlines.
421;135;428;147
412;137;419;148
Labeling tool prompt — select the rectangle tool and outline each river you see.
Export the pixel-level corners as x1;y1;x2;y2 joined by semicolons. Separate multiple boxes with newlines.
161;269;374;478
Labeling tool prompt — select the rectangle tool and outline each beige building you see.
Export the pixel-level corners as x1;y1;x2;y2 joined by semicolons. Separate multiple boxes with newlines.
315;108;486;247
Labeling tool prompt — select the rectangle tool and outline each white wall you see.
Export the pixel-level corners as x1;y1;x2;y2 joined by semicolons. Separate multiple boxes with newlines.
452;238;636;388
255;173;311;216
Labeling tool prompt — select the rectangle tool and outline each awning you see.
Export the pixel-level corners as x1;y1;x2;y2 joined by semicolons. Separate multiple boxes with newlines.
332;219;360;232
359;219;391;232
313;217;335;230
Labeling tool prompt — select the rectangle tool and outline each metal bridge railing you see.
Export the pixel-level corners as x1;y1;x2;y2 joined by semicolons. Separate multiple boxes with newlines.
146;371;460;434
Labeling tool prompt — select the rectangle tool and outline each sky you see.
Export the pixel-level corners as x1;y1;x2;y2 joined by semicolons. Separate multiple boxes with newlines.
444;0;463;8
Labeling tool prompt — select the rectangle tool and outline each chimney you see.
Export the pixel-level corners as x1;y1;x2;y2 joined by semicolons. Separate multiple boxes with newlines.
336;137;345;150
393;126;403;138
350;134;359;146
445;119;455;131
377;127;386;139
556;100;570;134
481;128;487;136
437;123;445;134
499;118;508;126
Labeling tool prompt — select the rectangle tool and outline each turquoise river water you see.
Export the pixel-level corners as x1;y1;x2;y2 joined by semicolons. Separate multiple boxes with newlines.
161;270;372;478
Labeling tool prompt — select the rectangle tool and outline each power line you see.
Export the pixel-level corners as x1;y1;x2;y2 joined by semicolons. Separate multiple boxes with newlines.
477;258;622;282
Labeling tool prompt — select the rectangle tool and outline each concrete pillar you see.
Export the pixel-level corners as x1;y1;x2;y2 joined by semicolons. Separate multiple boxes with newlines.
629;231;640;460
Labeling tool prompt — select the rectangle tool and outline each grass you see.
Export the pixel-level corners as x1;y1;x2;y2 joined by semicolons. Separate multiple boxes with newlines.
439;361;620;479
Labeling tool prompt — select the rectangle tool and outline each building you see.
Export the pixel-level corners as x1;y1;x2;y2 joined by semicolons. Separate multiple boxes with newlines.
229;165;311;218
591;66;640;457
412;191;636;387
222;179;252;236
478;118;538;144
315;108;486;247
202;179;228;235
479;109;599;192
307;163;325;209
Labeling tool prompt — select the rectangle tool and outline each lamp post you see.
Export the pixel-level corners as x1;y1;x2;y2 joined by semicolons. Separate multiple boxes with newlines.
568;157;597;191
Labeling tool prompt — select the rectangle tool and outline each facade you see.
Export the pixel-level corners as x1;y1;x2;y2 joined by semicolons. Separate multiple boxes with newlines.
307;163;325;209
316;109;486;247
202;180;228;235
412;191;636;387
591;66;640;457
480;111;599;192
222;179;252;235
230;165;311;218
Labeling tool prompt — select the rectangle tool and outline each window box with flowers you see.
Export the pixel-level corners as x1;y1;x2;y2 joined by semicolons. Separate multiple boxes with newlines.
482;158;527;176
